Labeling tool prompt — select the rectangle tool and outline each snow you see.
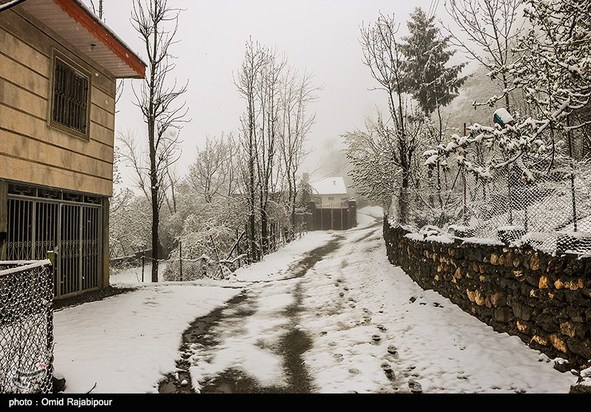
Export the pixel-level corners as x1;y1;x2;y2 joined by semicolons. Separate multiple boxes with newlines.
110;262;169;286
234;232;334;282
578;367;591;387
493;108;514;127
53;284;239;393
309;176;348;195
556;231;591;240
52;206;576;393
425;154;439;166
449;224;471;232
404;233;425;242
425;234;455;244
462;237;505;246
498;226;525;232
0;259;51;277
404;231;455;245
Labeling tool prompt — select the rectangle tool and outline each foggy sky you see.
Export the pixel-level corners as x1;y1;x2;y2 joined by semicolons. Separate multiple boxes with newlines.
90;0;441;182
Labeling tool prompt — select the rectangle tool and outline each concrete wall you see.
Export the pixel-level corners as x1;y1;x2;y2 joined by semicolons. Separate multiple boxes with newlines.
384;220;591;369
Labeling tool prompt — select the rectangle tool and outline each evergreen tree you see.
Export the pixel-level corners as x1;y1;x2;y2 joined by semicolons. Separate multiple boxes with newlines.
401;7;467;117
399;8;467;218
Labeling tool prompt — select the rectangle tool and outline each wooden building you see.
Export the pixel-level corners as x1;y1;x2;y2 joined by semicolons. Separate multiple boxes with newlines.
0;0;145;298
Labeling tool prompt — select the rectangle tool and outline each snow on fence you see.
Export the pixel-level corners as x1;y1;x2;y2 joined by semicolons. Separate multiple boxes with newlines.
110;249;247;282
0;260;54;394
162;253;247;281
391;164;591;255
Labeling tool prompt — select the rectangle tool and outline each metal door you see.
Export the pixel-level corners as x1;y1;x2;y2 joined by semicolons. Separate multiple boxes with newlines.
6;186;102;298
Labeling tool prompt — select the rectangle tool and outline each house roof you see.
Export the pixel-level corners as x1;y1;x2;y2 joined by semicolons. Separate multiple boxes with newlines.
310;177;348;196
14;0;145;79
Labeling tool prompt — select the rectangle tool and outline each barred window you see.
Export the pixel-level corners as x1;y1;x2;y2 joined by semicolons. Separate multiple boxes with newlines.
52;57;90;136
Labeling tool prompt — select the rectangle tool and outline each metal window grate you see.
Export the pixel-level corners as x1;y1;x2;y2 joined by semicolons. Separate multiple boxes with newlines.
52;58;89;135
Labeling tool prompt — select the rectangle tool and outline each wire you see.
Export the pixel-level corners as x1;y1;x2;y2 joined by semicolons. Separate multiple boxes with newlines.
0;0;27;13
310;163;350;183
428;0;441;19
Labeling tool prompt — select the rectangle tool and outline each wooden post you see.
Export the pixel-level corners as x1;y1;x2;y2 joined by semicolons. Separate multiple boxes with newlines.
462;172;468;225
0;180;7;261
141;252;145;283
567;115;578;232
179;241;183;282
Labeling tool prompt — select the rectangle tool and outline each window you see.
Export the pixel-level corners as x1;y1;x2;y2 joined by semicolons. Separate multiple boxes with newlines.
51;56;90;136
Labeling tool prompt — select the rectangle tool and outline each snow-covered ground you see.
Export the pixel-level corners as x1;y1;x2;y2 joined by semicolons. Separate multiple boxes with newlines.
52;206;577;393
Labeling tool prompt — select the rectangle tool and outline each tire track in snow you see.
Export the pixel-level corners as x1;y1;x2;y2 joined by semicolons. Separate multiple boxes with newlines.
158;235;343;393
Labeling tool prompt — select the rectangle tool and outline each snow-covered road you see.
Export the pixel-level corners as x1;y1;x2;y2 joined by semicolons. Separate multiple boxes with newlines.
53;207;577;393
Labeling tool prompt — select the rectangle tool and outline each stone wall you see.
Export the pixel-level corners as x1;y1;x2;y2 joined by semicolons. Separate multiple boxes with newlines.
383;219;591;369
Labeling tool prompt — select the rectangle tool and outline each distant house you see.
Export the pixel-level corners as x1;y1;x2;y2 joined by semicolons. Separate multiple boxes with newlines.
0;0;145;298
307;176;356;231
310;176;349;209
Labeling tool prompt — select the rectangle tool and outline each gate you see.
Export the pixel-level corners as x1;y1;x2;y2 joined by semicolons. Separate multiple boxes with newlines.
6;185;102;298
307;200;357;231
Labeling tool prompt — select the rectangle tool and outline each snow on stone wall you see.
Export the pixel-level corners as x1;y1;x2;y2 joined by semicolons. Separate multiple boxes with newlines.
384;219;591;371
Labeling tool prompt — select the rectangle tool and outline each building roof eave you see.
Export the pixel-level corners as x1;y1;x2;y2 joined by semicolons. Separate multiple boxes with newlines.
14;0;146;79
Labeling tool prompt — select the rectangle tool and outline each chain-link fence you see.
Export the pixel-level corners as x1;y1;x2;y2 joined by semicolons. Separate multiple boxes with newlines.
0;260;54;394
391;161;591;255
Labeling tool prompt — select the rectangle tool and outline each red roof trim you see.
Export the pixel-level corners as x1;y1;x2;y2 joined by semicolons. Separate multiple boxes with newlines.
53;0;145;78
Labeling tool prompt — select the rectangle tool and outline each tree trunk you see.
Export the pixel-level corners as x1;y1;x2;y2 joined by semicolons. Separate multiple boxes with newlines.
149;118;159;282
150;182;159;282
399;168;410;225
131;0;187;282
290;177;297;241
149;5;159;283
248;106;258;262
261;209;269;254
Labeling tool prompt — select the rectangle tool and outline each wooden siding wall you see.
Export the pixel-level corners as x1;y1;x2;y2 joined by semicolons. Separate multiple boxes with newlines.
0;8;117;197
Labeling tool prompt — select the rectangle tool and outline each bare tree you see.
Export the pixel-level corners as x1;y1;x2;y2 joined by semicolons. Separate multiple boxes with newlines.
236;39;319;256
235;39;266;262
279;68;318;239
360;13;421;223
187;135;236;204
89;0;104;21
256;48;287;254
344;117;403;210
443;0;523;111
131;0;188;282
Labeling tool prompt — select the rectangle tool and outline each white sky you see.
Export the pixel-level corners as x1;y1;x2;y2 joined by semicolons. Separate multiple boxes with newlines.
86;0;445;181
52;207;577;394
